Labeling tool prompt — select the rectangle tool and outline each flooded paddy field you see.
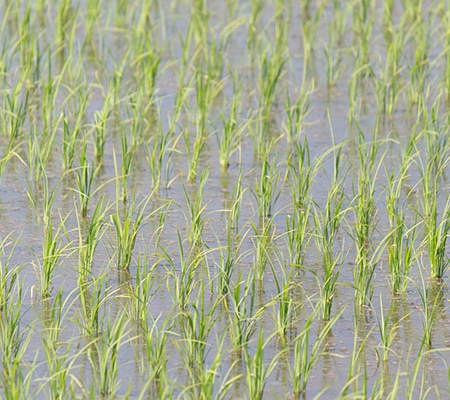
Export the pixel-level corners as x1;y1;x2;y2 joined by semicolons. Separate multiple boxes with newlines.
1;0;450;398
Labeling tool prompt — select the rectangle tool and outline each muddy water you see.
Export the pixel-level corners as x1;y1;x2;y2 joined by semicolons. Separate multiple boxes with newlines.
1;0;450;398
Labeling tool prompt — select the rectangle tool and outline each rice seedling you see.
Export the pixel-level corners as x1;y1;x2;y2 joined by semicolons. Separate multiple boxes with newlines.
384;132;418;292
92;95;112;166
227;169;245;231
61;86;89;171
110;189;156;271
141;316;171;398
350;122;386;307
182;167;209;245
146;116;178;192
0;280;36;399
269;267;297;345
88;310;129;398
217;81;245;170
161;232;209;311
125;255;162;324
40;289;82;400
251;155;282;219
76;195;109;284
175;286;221;394
34;215;65;299
251;216;277;281
76;271;115;338
420;172;450;281
374;296;401;364
284;85;313;149
290;306;344;397
214;227;246;296
227;271;265;353
415;264;446;349
244;328;279;400
75;141;101;218
313;148;346;318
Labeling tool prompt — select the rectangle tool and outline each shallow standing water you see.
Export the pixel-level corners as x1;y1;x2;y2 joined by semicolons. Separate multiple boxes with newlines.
0;0;450;398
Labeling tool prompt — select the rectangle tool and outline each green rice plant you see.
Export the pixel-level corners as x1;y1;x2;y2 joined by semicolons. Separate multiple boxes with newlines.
283;83;314;148
0;234;20;313
187;334;235;400
318;250;344;322
352;0;374;71
126;256;162;323
313;148;346;318
184;127;205;183
182;168;209;245
227;169;245;231
285;139;315;266
25;116;60;184
117;126;134;203
324;31;344;88
146;116;179;192
75;141;101;218
92;94;112;166
414;114;450;279
214;227;246;296
76;271;113;337
170;76;193;138
374;27;407;115
88;310;129;398
194;69;212;140
255;52;286;152
404;343;430;400
252;216;277;281
300;2;324;66
251;156;281;219
244;329;279;400
141;316;171;398
415;265;446;348
130;32;161;107
61;86;89;171
247;0;264;55
272;0;290;60
290;307;344;397
1;86;29;140
385;140;419;293
33;210;70;299
176;287;221;395
386;208;419;294
76;195;109;285
55;0;78;48
0;127;21;184
0;280;35;399
269;266;298;345
227;271;265;352
444;9;450;102
82;0;103;50
40;289;81;400
40;50;64;139
161;232;207;311
374;296;401;364
339;309;373;398
285;203;311;267
217;82;246;169
110;190;155;271
408;19;430;105
350;123;385;307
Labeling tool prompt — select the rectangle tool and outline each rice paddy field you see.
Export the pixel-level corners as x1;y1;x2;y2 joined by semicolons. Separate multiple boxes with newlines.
1;0;450;398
